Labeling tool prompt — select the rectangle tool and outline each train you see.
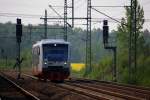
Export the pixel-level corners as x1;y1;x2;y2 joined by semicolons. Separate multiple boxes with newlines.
32;39;70;81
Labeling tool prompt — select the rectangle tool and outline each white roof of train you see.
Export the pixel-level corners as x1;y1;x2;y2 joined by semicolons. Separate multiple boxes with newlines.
33;39;70;47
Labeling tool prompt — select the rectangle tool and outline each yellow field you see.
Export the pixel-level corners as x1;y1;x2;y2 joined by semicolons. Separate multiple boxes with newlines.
71;63;85;71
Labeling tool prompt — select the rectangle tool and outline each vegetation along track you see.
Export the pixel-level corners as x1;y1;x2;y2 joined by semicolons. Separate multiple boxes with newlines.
0;73;40;100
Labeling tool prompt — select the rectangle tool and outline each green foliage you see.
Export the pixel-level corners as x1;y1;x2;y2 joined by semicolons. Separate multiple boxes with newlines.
74;56;113;81
0;59;16;69
117;0;150;86
21;48;32;68
136;54;150;86
71;68;85;78
117;51;130;83
88;56;113;81
117;0;144;50
73;0;150;86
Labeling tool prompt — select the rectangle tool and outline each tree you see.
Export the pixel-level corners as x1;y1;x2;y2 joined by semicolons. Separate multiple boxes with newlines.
117;0;145;84
117;0;144;48
143;29;150;45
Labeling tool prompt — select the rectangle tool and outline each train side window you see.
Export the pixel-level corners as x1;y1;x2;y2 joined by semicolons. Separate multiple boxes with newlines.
37;47;40;55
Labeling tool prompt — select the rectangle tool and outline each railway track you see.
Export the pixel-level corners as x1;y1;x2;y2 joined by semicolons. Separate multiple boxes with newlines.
57;83;127;100
23;74;111;100
1;72;93;100
71;78;150;99
2;71;150;100
23;74;149;100
63;82;142;100
0;73;40;100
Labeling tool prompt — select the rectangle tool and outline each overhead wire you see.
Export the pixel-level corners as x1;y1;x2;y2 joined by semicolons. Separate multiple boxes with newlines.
91;7;123;24
0;12;57;19
0;13;42;17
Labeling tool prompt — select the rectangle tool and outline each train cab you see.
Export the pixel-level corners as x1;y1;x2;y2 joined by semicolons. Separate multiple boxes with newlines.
32;39;70;81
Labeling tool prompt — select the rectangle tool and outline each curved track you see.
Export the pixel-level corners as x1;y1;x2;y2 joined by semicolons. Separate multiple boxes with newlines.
2;72;93;100
0;73;40;100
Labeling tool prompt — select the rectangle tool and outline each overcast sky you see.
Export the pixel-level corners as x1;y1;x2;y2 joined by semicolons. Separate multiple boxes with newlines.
0;0;149;30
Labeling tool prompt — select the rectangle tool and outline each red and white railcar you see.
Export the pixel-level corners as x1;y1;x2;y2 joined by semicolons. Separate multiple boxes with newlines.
32;39;70;81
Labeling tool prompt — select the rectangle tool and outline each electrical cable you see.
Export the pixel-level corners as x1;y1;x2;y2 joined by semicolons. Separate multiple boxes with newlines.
91;7;122;24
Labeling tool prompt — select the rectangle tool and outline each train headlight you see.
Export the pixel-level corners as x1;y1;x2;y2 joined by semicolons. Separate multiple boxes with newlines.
44;62;47;65
44;59;48;65
64;62;67;65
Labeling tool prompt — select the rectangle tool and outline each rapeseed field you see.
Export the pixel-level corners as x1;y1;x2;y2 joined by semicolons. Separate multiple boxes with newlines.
71;63;85;71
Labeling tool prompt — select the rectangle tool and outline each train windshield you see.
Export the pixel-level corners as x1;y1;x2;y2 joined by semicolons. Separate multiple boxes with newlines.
43;44;68;61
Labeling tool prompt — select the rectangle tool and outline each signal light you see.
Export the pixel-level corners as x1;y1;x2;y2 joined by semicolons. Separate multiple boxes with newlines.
16;18;22;43
103;20;109;44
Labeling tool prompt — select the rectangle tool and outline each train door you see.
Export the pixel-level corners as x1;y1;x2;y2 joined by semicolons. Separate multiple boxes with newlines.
32;46;40;75
68;44;71;70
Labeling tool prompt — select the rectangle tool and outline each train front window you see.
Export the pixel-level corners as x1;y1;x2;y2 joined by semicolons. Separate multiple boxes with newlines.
43;44;68;61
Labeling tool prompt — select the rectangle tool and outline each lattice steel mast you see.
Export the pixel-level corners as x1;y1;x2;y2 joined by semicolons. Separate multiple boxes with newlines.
44;10;47;39
85;0;92;75
64;0;68;41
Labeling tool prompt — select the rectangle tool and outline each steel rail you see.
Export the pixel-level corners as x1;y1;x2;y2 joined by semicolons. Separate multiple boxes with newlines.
65;82;142;100
22;74;110;100
73;78;150;99
22;74;150;99
0;73;40;100
55;83;110;100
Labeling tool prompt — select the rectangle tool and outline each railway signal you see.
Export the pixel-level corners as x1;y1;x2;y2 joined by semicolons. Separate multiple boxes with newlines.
103;20;109;44
102;20;117;82
16;18;22;43
16;18;23;79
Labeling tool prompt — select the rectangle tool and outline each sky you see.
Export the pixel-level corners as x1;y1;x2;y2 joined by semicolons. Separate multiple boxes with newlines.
0;0;149;31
